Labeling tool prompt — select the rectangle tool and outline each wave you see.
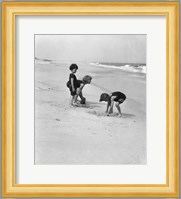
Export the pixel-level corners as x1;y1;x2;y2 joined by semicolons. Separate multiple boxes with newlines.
90;62;146;74
35;59;77;65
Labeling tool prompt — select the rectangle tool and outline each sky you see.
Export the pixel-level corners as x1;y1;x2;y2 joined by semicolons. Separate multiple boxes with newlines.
35;35;146;64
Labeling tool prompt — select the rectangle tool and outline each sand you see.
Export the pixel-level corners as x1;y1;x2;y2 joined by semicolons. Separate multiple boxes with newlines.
35;62;146;165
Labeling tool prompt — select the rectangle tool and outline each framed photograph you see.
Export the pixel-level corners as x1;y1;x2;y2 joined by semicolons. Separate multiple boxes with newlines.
2;2;179;197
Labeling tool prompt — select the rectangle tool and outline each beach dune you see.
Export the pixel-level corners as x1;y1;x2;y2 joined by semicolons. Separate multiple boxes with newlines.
35;62;146;165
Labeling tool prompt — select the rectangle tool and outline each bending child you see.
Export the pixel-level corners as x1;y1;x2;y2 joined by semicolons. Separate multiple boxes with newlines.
74;75;92;104
99;91;126;117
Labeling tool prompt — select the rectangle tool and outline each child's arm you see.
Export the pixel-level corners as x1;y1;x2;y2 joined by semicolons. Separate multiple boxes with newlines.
108;99;114;115
70;77;75;92
76;84;84;96
107;97;115;115
106;102;110;114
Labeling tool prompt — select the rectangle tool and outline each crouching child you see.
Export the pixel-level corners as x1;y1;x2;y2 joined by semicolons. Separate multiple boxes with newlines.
99;91;126;117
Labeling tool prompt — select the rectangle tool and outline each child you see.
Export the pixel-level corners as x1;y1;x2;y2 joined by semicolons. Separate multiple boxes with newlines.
75;75;92;104
66;64;92;105
67;63;79;106
99;91;126;117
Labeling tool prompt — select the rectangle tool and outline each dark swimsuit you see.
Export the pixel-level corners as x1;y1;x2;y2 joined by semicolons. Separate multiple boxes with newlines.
109;92;126;104
76;80;84;88
68;74;85;96
68;74;77;96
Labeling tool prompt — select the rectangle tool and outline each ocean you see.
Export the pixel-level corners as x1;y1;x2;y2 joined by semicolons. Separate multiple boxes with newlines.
90;62;146;74
35;59;146;74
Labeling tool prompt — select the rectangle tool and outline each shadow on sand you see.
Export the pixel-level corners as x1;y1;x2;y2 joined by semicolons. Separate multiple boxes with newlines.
77;101;102;109
121;113;135;118
88;110;135;118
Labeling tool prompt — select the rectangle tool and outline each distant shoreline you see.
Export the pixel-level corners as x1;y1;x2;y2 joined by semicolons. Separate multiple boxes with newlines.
35;59;147;74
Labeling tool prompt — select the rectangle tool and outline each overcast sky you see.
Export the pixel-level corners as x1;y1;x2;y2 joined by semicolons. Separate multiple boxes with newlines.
35;35;146;63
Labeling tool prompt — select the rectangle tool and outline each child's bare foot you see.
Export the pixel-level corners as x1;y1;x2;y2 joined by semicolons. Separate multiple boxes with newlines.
118;114;122;117
73;102;79;106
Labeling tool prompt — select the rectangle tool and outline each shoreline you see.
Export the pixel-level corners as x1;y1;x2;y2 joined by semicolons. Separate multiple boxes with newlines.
35;60;147;74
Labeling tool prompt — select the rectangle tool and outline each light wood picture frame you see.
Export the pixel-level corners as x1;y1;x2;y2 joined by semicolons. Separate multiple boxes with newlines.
2;2;179;197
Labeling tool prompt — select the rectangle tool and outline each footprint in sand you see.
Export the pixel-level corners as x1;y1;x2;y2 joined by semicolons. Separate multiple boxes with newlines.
55;118;60;121
91;111;97;114
88;110;105;117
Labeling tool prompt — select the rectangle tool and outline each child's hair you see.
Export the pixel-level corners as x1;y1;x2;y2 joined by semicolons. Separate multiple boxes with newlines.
99;93;109;102
69;63;78;71
82;75;92;84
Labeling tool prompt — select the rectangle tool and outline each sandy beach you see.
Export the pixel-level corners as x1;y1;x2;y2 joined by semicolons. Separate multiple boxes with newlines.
35;61;146;165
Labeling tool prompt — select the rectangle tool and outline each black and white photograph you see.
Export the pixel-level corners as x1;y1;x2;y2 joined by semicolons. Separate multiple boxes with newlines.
35;35;147;165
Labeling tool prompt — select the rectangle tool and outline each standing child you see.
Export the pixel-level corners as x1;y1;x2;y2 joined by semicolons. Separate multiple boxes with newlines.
99;91;126;117
67;63;79;106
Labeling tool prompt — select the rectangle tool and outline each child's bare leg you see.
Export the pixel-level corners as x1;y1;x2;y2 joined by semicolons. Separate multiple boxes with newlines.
70;96;74;106
79;90;84;100
115;102;122;116
73;96;79;105
109;107;113;114
70;95;78;106
107;101;114;116
74;88;81;103
73;95;78;103
73;96;79;106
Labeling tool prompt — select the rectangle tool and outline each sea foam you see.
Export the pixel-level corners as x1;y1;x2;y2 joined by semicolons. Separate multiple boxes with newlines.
90;62;146;74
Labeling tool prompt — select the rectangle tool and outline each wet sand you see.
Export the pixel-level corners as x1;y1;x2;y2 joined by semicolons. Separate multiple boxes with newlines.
35;61;146;164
